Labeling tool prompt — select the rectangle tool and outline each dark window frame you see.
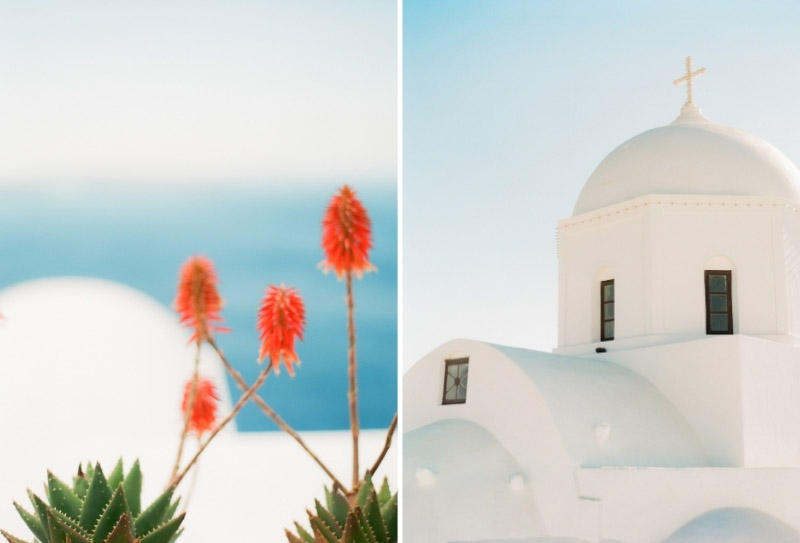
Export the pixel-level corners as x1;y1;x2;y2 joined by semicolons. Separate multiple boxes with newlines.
705;270;733;335
442;357;469;405
600;279;615;341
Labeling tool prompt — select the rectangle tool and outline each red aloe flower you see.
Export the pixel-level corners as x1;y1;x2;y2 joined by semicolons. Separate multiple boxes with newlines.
321;185;375;278
256;284;306;376
174;256;228;343
181;377;219;436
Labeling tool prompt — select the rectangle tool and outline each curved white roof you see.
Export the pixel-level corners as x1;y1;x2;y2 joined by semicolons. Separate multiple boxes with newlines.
573;104;800;215
492;344;708;468
664;507;800;543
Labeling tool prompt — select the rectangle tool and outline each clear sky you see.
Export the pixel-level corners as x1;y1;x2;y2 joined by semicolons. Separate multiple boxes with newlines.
0;1;396;185
403;0;800;369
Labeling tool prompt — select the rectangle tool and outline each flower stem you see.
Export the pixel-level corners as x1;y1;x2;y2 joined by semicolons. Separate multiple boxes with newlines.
346;270;360;489
173;362;272;488
368;413;397;477
207;337;347;492
170;343;200;482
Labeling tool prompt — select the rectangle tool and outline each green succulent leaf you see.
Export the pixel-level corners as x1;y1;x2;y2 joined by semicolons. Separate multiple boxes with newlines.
377;479;391;508
73;465;90;500
163;498;180;522
47;472;83;521
1;529;31;543
324;488;350;528
379;494;397;543
92;487;131;543
284;530;304;543
121;461;142;518
292;522;314;543
80;464;112;533
138;513;185;543
106;461;124;492
363;493;387;543
355;475;373;508
133;486;174;537
13;502;46;543
308;510;339;543
102;514;134;543
47;509;90;543
314;500;342;539
28;492;52;542
342;511;369;543
50;508;90;541
355;507;378;543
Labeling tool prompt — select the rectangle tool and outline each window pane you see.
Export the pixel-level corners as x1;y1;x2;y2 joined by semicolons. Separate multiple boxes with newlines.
603;283;614;301
604;302;614;320
461;373;468;388
709;274;728;293
709;294;728;312
457;363;467;378
456;384;467;400
445;386;457;400
710;313;729;332
604;321;614;339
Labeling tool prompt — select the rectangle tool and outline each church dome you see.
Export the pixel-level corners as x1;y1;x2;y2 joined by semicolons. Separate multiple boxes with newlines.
573;104;800;216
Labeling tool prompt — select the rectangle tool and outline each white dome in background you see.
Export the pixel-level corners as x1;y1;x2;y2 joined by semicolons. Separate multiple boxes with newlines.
573;104;800;216
0;277;232;444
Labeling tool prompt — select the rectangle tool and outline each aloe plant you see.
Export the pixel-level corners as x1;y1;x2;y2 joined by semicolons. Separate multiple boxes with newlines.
2;460;184;543
286;474;397;543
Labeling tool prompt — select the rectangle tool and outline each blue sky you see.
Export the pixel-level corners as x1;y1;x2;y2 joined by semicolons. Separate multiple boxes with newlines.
403;0;800;368
0;1;396;185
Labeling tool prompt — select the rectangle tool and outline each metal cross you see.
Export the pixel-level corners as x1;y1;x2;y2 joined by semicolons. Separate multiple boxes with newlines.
672;56;706;105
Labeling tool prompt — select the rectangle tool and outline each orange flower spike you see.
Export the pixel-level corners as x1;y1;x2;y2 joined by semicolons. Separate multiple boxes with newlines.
174;256;229;343
181;377;219;437
321;185;375;279
256;284;306;376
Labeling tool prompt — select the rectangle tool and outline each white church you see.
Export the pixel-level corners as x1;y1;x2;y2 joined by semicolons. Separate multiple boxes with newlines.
404;58;800;542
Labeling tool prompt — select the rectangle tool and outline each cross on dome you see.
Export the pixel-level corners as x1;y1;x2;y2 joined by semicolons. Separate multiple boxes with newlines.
672;56;706;105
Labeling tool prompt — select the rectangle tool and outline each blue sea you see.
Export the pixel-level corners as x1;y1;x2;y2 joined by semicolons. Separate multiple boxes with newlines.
0;182;397;432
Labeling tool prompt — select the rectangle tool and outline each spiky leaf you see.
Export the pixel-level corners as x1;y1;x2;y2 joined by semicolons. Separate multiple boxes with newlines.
285;530;303;543
1;529;31;543
106;461;123;492
79;464;112;533
355;476;372;508
342;511;369;543
292;522;314;543
379;495;397;543
103;515;134;543
314;500;342;539
308;511;338;543
356;507;378;543
324;488;349;528
47;509;90;543
164;498;180;522
363;493;387;543
138;513;185;543
121;461;142;518
50;508;91;541
133;486;174;537
47;472;83;521
13;502;46;543
377;479;391;508
28;492;52;541
73;466;89;500
92;487;130;543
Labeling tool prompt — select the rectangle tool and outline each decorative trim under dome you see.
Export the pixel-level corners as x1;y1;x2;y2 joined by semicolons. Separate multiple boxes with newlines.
572;112;800;216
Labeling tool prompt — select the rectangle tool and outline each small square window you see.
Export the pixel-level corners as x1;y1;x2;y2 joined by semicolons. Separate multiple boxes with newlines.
442;358;468;405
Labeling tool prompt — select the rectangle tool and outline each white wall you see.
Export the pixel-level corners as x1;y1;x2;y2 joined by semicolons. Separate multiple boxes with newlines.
577;466;800;543
557;195;798;352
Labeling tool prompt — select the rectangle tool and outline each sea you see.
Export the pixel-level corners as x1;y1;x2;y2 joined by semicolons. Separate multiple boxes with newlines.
0;181;397;432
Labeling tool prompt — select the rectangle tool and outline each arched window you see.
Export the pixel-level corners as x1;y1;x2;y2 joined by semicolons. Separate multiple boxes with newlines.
705;270;733;334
